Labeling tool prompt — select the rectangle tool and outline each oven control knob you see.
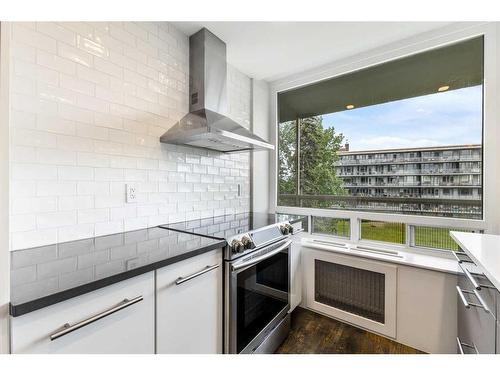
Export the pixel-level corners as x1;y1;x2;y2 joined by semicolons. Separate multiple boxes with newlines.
280;225;289;235
241;236;252;249
231;239;244;253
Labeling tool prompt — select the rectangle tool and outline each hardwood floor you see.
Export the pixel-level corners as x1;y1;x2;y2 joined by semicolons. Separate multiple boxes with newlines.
275;307;424;354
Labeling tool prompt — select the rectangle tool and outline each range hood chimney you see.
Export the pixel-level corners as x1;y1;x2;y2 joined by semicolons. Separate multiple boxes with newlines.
160;28;274;153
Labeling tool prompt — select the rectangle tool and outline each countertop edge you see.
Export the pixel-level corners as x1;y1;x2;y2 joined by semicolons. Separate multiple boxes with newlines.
10;239;226;317
450;231;500;291
301;238;459;275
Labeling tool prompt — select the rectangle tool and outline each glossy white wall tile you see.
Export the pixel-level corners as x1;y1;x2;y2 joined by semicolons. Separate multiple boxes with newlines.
9;22;252;250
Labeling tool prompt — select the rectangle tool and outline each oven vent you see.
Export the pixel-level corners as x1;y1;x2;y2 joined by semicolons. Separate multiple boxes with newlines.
314;260;385;323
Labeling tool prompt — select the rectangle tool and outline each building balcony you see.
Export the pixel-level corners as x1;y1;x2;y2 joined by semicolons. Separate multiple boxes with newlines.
335;155;481;166
342;181;480;188
336;168;481;177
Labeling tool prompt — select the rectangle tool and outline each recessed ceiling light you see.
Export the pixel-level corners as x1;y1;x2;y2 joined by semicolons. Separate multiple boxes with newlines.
438;85;450;92
346;104;355;110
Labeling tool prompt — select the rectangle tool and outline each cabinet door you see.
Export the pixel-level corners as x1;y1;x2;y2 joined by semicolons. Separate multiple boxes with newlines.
156;249;222;354
456;265;496;354
11;272;155;354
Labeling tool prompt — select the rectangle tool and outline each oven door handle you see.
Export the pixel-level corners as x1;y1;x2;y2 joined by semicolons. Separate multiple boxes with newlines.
231;240;292;272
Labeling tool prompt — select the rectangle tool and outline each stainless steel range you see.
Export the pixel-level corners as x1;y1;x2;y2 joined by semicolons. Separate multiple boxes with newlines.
160;212;304;354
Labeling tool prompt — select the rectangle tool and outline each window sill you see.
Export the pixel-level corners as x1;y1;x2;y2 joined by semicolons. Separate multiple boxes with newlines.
300;233;458;275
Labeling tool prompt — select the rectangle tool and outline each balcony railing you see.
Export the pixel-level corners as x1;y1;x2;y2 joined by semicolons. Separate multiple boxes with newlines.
277;194;482;219
342;182;481;188
336;168;481;177
336;155;481;166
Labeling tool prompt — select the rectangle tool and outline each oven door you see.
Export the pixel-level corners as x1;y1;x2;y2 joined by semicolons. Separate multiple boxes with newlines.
225;239;291;354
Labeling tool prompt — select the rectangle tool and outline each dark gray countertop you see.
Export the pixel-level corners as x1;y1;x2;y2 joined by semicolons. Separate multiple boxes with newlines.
10;226;226;317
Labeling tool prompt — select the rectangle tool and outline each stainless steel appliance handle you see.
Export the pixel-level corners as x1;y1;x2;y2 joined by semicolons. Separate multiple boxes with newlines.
232;240;292;272
456;286;470;309
456;337;479;354
458;263;481;290
175;264;220;285
50;295;143;341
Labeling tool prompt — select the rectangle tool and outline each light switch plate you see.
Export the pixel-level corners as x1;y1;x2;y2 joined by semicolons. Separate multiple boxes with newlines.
126;184;138;203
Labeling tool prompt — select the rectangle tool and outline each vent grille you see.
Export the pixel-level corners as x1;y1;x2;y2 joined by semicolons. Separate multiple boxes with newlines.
315;260;385;323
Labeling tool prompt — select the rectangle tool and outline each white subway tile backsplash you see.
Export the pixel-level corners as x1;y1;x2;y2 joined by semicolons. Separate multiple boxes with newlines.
13;23;57;53
77;35;109;58
95;167;124;181
58;166;94;181
76;64;110;86
78;208;109;224
57;223;95;243
36;50;76;75
94;56;123;79
37;148;77;165
58;196;93;211
37;210;77;229
60;74;95;96
37;22;77;46
9;21;251;250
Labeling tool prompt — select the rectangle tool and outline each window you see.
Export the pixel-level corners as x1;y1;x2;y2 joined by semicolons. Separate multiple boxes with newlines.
277;37;483;220
411;226;479;251
312;217;350;238
360;220;406;245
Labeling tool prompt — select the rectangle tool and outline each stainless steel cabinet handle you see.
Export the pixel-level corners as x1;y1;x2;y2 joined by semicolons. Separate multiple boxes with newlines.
50;295;143;341
452;251;474;264
456;286;470;308
472;289;490;313
456;337;479;354
232;240;292;272
458;263;481;290
456;287;490;312
175;264;220;285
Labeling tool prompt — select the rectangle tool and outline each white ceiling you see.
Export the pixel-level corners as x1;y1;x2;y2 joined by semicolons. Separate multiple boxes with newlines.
173;22;453;82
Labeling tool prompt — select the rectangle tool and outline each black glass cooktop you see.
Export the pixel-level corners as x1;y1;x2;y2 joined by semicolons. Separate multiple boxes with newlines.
160;212;306;240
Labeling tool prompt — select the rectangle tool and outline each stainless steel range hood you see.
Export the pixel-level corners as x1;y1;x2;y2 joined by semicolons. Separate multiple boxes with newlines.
160;28;274;153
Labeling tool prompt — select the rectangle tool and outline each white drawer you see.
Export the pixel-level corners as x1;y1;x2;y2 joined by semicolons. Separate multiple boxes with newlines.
156;249;222;354
10;272;155;354
457;272;496;354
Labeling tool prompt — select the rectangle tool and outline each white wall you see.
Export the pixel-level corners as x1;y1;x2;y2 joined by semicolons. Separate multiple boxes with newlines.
0;22;11;354
8;22;253;250
251;79;270;213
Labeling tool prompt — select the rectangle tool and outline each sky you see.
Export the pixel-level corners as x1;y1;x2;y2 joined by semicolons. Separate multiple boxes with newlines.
322;85;483;151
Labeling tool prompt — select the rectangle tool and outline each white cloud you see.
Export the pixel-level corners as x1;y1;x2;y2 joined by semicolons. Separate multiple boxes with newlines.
323;86;482;151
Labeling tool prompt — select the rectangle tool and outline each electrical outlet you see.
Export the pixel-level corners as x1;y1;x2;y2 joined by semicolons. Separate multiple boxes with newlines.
126;184;138;203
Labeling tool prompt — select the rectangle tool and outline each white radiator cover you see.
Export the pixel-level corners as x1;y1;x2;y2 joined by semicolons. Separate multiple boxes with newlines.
304;249;397;338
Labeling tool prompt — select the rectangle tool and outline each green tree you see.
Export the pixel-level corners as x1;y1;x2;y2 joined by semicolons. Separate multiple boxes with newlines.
299;116;345;196
278;121;297;195
278;116;346;208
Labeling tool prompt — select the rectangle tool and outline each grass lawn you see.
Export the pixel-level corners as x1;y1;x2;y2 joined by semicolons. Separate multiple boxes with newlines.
360;221;406;244
413;226;460;251
313;218;464;251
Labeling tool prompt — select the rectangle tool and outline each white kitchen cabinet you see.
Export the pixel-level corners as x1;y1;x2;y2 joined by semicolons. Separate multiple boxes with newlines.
156;249;222;354
10;272;155;354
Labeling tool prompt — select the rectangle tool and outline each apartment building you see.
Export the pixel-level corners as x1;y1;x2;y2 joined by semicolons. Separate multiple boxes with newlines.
334;145;482;218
